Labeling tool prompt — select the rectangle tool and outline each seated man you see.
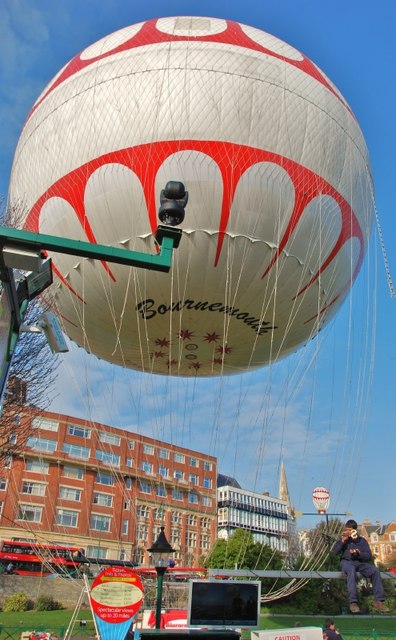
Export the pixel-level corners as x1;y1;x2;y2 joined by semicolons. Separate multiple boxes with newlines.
332;519;389;614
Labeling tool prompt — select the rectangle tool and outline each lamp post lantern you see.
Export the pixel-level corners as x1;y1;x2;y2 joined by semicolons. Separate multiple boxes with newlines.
147;526;175;629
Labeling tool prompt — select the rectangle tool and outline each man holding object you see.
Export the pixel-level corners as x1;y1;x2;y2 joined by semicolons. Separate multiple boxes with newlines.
332;519;390;614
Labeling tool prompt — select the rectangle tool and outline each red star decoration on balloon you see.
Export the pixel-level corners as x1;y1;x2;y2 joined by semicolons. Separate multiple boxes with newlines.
215;344;232;354
179;329;194;340
213;357;223;365
167;359;177;368
155;337;170;347
190;362;201;370
152;351;165;359
203;332;221;343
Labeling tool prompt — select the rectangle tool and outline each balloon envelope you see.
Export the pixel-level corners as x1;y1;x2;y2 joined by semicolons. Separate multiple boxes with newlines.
8;16;373;376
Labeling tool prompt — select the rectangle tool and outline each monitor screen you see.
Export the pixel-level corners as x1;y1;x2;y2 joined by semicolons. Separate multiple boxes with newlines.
187;580;261;628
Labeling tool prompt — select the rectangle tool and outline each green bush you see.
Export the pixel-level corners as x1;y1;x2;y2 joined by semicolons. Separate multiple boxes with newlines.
35;595;63;611
3;592;31;612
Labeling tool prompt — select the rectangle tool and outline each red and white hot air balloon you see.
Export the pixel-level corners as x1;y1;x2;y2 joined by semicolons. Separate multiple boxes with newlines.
8;17;374;376
312;487;331;514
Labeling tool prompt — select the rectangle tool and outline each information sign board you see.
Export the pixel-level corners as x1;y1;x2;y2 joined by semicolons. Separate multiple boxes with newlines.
90;566;144;623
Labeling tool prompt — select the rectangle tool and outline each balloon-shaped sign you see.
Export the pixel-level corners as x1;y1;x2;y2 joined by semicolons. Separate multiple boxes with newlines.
8;17;373;376
312;486;331;513
90;567;143;640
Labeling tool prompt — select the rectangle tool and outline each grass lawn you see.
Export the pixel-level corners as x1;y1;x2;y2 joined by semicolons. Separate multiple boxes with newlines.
258;613;396;633
0;610;395;639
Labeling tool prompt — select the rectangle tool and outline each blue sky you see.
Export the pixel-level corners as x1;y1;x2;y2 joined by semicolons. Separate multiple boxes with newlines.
1;0;395;530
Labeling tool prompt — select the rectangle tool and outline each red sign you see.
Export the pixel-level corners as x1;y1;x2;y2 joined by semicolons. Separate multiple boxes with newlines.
147;610;188;629
90;566;144;623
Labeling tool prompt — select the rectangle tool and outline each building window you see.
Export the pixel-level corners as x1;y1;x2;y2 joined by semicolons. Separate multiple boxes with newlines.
63;443;90;459
122;520;129;535
96;471;114;486
26;436;57;453
26;459;49;474
0;479;7;491
189;474;198;485
87;546;108;559
156;485;167;498
32;417;59;432
201;517;211;528
59;486;81;501
98;432;121;446
137;506;150;518
170;529;181;546
21;481;46;496
139;481;151;494
93;492;113;507
125;477;132;489
91;513;111;532
158;466;168;478
128;440;135;450
62;465;84;480
203;477;212;489
374;545;379;554
17;504;42;522
190;457;198;467
67;424;91;438
202;496;212;507
142;461;153;474
9;433;17;445
187;514;197;526
188;492;199;504
143;444;154;455
390;533;396;542
159;448;169;459
174;470;184;481
126;458;134;468
200;535;210;550
137;523;148;540
3;456;12;469
124;499;131;510
174;452;185;464
186;531;197;547
371;533;378;542
172;488;183;501
56;509;78;527
203;461;212;471
171;511;182;524
96;450;120;466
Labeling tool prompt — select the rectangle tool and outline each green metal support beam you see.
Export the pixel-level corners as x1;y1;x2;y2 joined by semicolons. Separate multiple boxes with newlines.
0;224;182;273
0;223;182;414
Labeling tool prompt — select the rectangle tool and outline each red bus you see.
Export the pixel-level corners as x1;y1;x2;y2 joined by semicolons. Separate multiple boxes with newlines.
0;539;85;577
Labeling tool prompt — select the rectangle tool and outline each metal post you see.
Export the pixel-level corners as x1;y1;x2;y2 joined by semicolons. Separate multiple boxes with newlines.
154;565;167;629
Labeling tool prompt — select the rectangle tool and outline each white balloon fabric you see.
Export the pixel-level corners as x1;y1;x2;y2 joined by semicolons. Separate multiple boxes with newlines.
8;17;373;376
312;487;331;513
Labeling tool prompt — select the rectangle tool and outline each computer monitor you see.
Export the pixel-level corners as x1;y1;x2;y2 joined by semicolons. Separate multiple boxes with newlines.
187;580;261;629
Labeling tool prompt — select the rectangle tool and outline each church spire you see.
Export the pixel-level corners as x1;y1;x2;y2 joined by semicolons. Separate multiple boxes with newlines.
279;460;292;513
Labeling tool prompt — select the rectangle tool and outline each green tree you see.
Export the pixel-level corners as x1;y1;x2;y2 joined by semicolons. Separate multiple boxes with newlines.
205;529;283;570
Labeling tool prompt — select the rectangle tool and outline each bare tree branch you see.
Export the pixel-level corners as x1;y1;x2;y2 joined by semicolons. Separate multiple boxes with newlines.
0;200;60;468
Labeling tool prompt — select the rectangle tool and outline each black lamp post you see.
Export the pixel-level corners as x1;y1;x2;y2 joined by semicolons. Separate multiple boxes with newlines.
147;526;175;629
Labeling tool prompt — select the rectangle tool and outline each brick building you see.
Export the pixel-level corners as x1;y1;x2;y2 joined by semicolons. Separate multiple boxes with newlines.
359;520;396;568
0;409;218;565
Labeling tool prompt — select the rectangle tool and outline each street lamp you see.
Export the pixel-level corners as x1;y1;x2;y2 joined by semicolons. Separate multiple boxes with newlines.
147;526;175;629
